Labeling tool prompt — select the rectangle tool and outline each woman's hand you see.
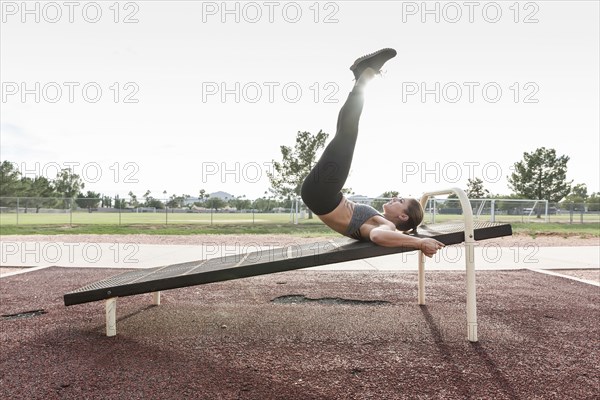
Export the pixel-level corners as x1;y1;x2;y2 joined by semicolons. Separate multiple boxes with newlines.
419;238;445;258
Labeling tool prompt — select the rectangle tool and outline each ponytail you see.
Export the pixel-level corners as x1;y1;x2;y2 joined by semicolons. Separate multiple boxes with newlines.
395;198;424;233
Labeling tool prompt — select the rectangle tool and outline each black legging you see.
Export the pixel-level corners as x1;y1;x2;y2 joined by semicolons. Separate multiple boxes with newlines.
301;89;365;215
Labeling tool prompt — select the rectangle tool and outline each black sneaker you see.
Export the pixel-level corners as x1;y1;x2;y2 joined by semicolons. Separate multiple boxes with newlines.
349;48;397;80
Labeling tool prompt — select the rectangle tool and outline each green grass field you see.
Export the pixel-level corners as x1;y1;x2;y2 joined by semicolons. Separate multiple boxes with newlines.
0;211;295;226
1;211;598;237
2;210;598;226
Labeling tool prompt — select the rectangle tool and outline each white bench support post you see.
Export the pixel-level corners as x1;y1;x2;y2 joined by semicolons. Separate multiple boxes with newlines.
417;251;426;305
105;293;159;338
420;187;478;342
152;291;161;305
465;240;477;342
106;298;117;337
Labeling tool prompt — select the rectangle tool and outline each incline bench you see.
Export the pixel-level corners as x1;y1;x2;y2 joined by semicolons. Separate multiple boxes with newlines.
64;188;512;342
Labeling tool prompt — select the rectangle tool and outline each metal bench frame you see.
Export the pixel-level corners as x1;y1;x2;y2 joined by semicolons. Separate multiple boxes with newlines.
65;188;511;342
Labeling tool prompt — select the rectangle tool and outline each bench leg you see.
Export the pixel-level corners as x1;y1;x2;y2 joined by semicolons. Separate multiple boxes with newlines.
465;242;478;342
152;291;161;305
106;298;117;337
418;251;425;305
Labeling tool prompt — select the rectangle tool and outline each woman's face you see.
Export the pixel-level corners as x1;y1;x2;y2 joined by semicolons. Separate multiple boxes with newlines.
382;197;410;221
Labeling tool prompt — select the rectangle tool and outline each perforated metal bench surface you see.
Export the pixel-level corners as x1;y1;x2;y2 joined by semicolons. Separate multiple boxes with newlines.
64;222;512;306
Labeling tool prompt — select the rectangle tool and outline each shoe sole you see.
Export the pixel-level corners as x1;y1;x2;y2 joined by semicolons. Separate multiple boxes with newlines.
350;48;397;72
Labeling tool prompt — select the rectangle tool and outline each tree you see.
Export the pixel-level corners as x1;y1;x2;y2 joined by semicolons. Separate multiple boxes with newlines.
268;130;329;218
0;161;23;198
54;168;84;209
508;147;572;203
166;194;187;208
54;168;84;198
182;194;192;209
139;191;164;209
193;189;210;208
571;183;588;199
205;197;225;211
231;195;251;211
101;195;112;208
587;192;600;212
443;178;489;203
252;196;278;212
142;190;152;204
76;191;102;212
565;183;588;201
138;190;163;209
128;191;139;208
466;178;489;198
29;176;55;197
561;183;588;208
145;198;165;210
198;189;209;202
166;195;178;208
114;195;126;209
21;176;56;213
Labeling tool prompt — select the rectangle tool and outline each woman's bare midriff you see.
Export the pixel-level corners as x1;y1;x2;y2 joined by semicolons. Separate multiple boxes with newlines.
316;196;396;240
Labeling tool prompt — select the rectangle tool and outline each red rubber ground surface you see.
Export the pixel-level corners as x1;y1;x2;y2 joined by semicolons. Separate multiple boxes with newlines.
1;267;598;399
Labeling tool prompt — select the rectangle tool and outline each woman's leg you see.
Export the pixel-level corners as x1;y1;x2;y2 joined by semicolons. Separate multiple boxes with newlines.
301;49;397;216
300;77;370;215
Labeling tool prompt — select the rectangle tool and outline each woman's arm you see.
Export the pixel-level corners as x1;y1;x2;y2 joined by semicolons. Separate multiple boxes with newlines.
369;225;445;257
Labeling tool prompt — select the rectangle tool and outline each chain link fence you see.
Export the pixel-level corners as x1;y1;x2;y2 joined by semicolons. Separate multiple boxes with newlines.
1;197;598;227
333;197;600;225
420;198;599;224
0;197;297;226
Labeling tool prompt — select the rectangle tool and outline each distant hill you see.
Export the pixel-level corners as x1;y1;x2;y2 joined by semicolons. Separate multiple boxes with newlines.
209;191;235;201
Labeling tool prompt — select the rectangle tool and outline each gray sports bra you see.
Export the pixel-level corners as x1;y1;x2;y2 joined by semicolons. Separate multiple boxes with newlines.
344;203;382;241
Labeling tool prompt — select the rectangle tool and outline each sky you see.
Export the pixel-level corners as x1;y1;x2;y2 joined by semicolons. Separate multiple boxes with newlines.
1;0;599;201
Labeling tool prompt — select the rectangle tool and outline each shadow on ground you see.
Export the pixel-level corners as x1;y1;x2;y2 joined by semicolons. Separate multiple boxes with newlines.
1;267;598;399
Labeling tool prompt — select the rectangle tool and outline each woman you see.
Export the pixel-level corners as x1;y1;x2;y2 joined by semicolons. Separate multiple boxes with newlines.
300;48;444;258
